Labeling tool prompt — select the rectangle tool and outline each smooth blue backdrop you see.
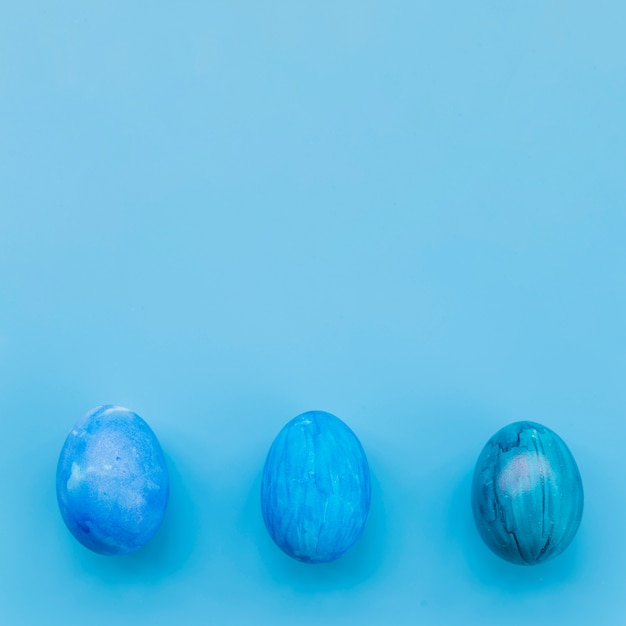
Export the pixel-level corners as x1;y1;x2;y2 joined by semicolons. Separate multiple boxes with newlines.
1;2;625;625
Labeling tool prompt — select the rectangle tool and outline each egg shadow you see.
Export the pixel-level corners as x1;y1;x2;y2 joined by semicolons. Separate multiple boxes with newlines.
238;460;388;594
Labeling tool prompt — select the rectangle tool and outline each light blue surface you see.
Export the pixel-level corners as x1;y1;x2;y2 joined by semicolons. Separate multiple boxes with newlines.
1;2;626;625
56;405;170;555
261;410;371;563
471;421;583;565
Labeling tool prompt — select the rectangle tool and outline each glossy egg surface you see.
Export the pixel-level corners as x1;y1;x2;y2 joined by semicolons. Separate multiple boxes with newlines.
471;421;583;565
261;410;371;563
56;405;170;556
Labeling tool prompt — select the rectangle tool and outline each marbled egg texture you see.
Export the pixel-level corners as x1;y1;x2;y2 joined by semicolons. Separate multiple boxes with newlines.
261;411;371;563
471;421;584;565
56;405;169;555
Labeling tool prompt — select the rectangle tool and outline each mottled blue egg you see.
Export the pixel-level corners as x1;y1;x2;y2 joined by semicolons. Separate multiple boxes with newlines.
471;421;583;565
261;410;371;563
56;405;170;556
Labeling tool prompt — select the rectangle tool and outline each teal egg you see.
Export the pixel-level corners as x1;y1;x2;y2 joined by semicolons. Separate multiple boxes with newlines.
471;421;584;565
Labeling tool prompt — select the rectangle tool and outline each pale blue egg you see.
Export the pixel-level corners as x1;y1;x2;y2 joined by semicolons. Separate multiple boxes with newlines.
471;421;584;565
56;405;170;556
261;410;371;563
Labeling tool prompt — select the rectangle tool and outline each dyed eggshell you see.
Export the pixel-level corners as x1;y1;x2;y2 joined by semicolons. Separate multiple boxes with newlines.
56;405;170;556
261;410;371;563
471;421;583;565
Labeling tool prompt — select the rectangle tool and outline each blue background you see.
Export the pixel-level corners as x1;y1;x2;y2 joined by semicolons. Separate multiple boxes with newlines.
1;2;625;624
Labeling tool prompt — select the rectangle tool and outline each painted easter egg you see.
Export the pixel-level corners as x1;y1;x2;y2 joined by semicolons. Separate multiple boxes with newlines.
56;405;170;556
471;421;583;565
261;410;371;563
